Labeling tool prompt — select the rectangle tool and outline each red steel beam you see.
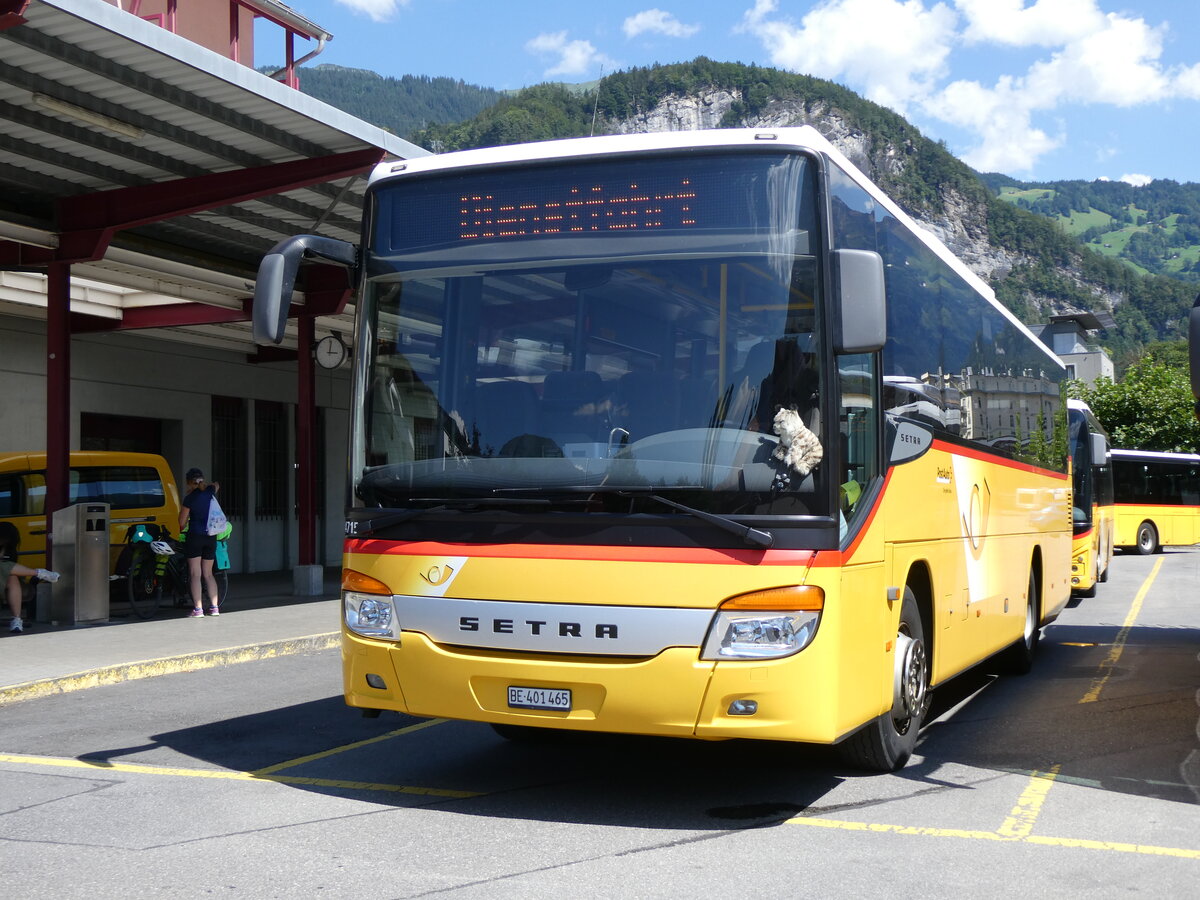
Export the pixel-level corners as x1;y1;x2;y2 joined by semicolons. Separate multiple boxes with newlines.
45;263;71;566
0;0;28;30
296;314;316;565
53;147;386;263
70;299;253;333
299;263;352;316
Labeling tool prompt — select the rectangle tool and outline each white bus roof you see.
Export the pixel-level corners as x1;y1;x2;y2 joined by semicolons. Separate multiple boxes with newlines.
1110;448;1200;463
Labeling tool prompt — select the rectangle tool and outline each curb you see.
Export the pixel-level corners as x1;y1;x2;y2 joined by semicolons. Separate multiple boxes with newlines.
0;632;340;706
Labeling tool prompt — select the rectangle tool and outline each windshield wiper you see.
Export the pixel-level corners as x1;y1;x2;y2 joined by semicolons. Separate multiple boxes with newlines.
498;485;773;549
624;491;774;549
351;497;552;536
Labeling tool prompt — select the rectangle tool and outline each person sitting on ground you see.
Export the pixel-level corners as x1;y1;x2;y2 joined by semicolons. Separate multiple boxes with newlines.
0;521;60;634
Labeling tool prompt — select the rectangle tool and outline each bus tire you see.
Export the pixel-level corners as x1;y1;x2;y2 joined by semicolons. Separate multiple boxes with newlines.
999;569;1040;675
838;589;929;772
1135;521;1158;555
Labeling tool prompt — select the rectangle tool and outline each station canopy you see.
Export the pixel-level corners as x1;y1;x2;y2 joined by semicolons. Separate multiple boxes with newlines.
0;0;428;353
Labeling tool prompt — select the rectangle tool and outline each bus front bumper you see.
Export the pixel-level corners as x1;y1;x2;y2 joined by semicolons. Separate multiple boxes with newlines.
343;630;855;743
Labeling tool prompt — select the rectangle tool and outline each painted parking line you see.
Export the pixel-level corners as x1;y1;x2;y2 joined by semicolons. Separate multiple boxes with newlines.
787;812;1200;859
0;752;480;799
997;765;1061;837
787;767;1200;859
1080;556;1162;704
786;560;1198;860
252;718;448;775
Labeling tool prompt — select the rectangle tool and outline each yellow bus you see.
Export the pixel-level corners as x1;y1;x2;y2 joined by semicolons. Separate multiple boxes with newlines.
1111;448;1200;554
254;127;1071;770
0;451;180;573
1067;400;1114;595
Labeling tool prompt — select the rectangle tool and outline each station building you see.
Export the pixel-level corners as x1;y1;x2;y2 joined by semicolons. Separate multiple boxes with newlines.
0;0;426;577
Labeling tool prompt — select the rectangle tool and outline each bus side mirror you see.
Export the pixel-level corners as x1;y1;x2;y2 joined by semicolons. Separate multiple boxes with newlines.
1090;433;1107;464
253;235;358;345
1190;293;1200;421
832;249;886;354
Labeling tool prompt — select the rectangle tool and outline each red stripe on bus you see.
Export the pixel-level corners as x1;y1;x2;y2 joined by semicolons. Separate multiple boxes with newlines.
931;439;1070;479
344;539;816;567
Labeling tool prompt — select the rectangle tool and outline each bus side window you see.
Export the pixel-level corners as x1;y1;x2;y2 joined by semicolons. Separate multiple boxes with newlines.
0;475;20;516
839;353;879;522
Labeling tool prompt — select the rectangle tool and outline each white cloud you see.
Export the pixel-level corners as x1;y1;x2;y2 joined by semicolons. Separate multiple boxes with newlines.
1120;173;1152;186
623;9;700;39
738;0;958;114
334;0;409;24
525;31;617;78
1023;13;1170;107
928;76;1063;172
735;1;1200;174
955;0;1105;46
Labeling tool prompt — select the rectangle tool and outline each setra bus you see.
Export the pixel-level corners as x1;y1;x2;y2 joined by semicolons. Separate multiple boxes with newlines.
1067;399;1114;595
254;127;1072;771
1110;448;1200;554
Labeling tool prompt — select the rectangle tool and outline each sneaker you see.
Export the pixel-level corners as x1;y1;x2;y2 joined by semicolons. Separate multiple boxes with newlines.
8;616;22;633
187;608;204;618
207;606;220;616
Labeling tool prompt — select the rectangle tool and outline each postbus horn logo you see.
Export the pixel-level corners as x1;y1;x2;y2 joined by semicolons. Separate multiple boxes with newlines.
420;564;455;586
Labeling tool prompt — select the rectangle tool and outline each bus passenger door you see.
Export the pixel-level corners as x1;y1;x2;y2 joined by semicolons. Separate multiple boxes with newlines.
837;353;889;715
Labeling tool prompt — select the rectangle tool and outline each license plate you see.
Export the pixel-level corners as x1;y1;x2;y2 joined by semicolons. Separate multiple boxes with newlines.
508;686;572;711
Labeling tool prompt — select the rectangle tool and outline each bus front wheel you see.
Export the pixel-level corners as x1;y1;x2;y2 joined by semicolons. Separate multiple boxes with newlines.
1136;521;1158;555
838;589;929;772
999;569;1040;675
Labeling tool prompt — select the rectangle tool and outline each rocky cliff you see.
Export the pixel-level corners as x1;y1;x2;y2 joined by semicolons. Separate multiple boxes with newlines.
605;87;1172;350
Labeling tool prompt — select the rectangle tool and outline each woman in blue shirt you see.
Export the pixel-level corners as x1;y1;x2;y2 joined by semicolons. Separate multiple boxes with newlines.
179;467;221;617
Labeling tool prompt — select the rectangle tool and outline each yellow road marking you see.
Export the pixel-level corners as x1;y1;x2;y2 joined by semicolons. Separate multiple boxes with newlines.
6;752;1195;859
1079;557;1163;704
0;752;479;799
252;718;447;775
789;815;1200;859
997;765;1060;837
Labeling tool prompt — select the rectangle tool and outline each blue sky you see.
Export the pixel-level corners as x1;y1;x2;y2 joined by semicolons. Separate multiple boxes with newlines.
270;1;1200;185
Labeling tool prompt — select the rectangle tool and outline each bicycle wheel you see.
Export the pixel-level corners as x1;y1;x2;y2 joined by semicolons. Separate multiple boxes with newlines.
215;568;229;609
127;545;163;619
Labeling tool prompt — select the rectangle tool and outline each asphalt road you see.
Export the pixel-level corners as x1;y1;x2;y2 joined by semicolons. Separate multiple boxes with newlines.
2;547;1198;898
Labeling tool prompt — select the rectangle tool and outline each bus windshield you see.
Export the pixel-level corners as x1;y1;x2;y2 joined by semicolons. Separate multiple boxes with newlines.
353;151;829;518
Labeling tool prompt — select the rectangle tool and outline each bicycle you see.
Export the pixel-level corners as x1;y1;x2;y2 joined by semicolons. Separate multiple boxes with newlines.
124;523;230;619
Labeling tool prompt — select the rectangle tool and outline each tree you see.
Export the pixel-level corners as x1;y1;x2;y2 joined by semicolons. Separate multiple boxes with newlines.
1071;355;1200;452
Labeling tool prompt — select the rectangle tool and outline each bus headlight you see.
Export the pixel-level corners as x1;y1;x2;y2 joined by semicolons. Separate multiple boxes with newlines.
701;585;823;660
342;569;400;640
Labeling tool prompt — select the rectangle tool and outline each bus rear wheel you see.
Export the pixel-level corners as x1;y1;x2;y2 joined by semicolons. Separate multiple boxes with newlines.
1135;521;1158;555
838;589;929;772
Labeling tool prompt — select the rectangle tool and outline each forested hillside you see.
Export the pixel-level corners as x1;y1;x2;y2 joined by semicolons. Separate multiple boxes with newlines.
287;65;502;139
982;173;1200;284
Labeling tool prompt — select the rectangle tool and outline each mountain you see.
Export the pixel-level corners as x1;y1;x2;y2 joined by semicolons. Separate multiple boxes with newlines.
285;64;503;139
307;58;1197;372
980;174;1200;284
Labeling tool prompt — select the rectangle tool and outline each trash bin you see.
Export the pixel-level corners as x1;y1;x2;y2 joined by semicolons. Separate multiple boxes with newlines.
50;502;110;626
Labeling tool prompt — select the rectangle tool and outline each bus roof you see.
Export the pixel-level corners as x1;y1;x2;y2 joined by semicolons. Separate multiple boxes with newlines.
1110;448;1200;463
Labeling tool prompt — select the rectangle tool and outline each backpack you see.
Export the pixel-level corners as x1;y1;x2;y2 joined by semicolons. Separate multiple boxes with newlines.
205;494;229;536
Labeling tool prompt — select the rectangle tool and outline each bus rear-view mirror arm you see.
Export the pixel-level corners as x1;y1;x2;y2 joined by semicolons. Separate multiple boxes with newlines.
832;248;886;354
1190;293;1200;421
253;234;358;345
